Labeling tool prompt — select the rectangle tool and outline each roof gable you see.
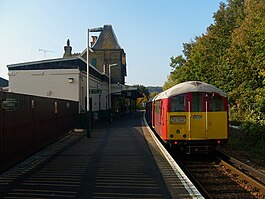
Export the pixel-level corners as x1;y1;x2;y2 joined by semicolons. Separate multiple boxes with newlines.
0;77;8;87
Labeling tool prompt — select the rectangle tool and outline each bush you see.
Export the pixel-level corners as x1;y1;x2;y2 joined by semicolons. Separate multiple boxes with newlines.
228;122;265;165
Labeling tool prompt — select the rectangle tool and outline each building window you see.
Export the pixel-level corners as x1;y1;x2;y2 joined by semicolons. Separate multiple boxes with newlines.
81;87;84;111
99;95;101;110
91;58;97;67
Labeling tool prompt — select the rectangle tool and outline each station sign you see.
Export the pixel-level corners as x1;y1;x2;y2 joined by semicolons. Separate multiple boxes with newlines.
90;89;102;94
1;98;19;111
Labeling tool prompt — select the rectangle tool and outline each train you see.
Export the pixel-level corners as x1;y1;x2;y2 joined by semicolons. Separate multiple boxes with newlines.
145;81;228;154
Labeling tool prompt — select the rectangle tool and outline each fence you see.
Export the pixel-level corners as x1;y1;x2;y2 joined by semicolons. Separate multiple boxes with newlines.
0;92;78;173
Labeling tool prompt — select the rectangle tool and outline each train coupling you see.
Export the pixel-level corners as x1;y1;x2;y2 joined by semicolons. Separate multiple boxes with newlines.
186;146;210;154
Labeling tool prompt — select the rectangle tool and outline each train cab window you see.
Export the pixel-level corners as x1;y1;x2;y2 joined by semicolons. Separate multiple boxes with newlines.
170;95;185;112
192;93;203;112
210;95;224;111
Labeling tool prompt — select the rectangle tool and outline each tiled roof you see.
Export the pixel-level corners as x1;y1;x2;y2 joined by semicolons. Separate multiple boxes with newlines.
7;58;109;83
0;77;8;87
92;25;121;50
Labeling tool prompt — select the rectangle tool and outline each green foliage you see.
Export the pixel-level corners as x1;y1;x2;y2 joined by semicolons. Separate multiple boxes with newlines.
164;0;264;126
226;0;265;125
136;96;147;110
149;92;159;99
133;84;149;99
229;123;265;164
134;84;149;109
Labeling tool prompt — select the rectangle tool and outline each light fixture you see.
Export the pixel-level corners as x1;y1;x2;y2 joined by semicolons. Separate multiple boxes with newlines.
68;78;74;83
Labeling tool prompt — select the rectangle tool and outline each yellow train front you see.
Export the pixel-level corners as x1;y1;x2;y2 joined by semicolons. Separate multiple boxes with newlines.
147;81;228;154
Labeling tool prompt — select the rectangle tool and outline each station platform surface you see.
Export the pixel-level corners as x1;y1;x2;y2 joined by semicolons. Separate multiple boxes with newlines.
0;111;202;198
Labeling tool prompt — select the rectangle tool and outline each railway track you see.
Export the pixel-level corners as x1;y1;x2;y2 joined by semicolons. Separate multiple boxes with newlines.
215;150;265;199
145;117;265;198
171;150;265;199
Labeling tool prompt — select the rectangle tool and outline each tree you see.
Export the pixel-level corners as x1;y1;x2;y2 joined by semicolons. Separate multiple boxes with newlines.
133;85;150;109
133;84;149;99
226;0;265;124
164;0;264;124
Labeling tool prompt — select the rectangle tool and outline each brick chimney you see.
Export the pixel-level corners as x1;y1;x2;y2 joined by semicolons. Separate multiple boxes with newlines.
63;39;72;58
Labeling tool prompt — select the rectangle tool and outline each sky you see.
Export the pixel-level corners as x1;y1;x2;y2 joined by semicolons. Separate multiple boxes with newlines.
0;0;224;87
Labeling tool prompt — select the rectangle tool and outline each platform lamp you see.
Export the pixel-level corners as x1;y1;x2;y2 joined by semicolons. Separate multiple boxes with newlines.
86;27;103;138
108;63;118;122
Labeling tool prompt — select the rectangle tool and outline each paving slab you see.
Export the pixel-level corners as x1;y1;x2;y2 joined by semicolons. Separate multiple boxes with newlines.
0;111;202;198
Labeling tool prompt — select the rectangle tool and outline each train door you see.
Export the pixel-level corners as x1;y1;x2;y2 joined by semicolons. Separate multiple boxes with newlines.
190;93;206;139
160;100;168;139
160;100;164;135
206;94;228;139
161;99;168;140
154;100;161;134
152;101;155;127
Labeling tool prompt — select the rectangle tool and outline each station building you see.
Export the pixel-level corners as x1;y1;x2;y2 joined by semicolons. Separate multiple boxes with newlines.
7;25;141;122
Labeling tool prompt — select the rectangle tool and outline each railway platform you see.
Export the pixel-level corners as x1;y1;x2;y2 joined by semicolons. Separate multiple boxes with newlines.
0;111;203;198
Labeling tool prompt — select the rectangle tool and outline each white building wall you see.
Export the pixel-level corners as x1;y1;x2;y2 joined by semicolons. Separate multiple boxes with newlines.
8;68;109;114
79;72;109;113
8;69;80;101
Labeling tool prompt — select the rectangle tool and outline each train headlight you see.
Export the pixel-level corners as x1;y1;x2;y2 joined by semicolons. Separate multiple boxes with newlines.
170;116;186;124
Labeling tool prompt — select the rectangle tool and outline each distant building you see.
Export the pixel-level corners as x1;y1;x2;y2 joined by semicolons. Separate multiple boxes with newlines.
64;25;140;115
7;25;140;120
63;25;126;85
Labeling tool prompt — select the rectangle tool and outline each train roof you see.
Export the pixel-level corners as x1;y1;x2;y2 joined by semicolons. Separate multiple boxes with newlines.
156;81;227;100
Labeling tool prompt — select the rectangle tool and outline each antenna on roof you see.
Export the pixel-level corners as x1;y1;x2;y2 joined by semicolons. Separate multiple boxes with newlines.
39;49;54;59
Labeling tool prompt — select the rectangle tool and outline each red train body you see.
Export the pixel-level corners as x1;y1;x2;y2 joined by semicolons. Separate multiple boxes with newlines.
145;81;228;154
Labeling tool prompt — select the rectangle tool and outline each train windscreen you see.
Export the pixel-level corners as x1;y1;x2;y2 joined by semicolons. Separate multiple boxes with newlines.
209;94;224;111
170;94;185;112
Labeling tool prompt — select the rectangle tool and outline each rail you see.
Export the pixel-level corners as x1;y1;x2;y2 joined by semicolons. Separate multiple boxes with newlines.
215;150;265;197
173;151;261;198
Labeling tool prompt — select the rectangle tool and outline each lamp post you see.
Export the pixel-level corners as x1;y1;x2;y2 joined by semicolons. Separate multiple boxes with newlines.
86;27;103;137
108;63;118;122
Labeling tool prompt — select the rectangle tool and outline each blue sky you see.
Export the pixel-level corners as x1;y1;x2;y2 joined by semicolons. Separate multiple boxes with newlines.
0;0;224;86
